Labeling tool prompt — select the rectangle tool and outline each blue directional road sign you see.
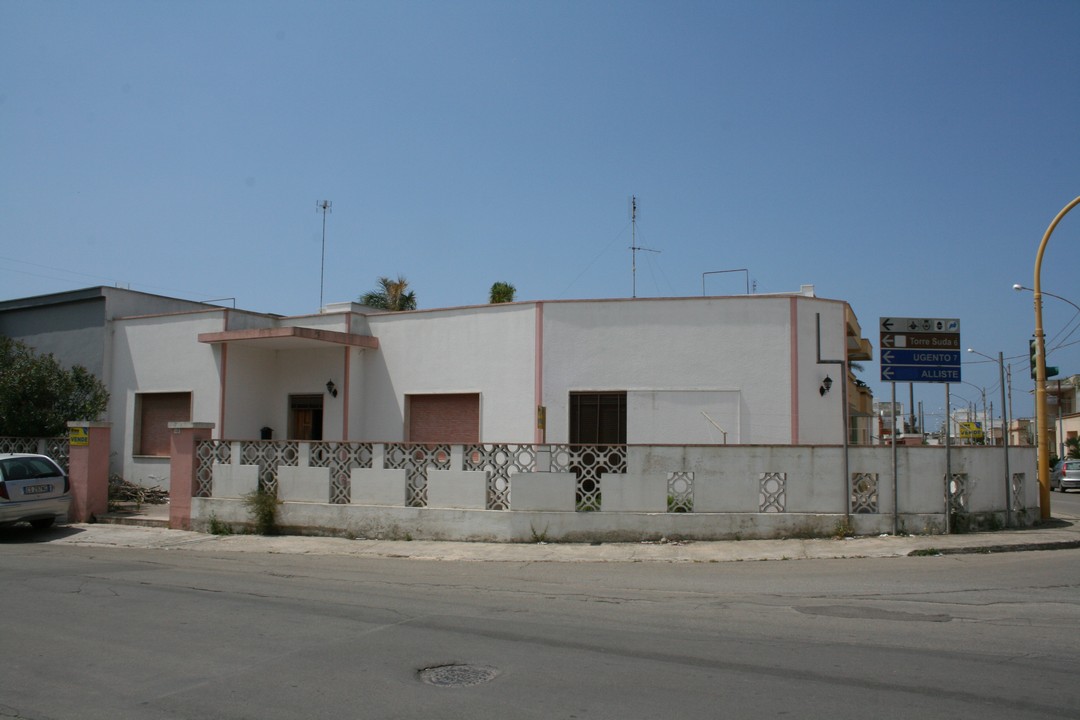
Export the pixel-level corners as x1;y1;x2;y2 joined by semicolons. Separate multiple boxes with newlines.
879;317;961;384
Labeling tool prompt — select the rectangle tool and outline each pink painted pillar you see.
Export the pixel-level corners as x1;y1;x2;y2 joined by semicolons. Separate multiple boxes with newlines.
168;422;215;530
66;421;111;522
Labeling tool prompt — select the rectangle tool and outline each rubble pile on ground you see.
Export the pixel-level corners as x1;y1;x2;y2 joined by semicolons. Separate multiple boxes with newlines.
108;475;168;505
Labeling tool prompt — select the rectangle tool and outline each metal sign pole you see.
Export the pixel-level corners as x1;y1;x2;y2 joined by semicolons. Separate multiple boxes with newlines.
945;384;952;534
892;382;899;535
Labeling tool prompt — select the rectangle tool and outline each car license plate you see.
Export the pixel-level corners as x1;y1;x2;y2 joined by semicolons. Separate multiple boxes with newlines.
22;484;53;495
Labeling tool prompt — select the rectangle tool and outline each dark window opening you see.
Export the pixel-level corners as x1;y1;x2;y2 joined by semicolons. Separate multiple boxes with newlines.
569;392;626;444
288;394;324;441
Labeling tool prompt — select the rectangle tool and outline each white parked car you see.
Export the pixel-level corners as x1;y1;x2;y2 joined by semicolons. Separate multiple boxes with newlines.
0;453;71;529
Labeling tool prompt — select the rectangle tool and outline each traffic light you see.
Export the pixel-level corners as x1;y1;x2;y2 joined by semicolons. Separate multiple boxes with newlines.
1029;337;1061;379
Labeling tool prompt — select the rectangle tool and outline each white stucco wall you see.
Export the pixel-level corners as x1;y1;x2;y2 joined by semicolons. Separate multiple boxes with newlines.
359;304;537;442
273;347;347;439
110;312;227;487
794;299;848;444
221;344;279;440
192;443;1039;541
541;297;819;444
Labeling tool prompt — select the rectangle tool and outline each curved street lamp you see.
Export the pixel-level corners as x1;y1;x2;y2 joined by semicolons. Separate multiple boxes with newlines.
1030;196;1080;521
1013;283;1080;315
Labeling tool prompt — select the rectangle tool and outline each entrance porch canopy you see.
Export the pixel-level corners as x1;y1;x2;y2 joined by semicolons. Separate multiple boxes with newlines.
197;327;379;350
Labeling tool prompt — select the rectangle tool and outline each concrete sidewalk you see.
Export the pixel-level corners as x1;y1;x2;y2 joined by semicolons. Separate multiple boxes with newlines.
31;512;1080;563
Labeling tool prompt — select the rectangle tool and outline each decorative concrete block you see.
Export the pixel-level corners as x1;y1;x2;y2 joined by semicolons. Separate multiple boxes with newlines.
510;472;577;511
601;472;667;512
427;469;488;510
350;468;408;506
211;463;259;499
277;466;331;503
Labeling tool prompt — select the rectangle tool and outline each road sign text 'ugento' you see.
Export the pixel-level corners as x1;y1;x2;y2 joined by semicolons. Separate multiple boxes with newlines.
879;317;961;384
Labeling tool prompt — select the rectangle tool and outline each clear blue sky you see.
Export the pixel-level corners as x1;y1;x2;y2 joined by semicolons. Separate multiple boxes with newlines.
3;1;1079;425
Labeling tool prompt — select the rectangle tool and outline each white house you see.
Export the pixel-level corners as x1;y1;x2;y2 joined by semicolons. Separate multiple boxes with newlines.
101;286;873;487
0;284;874;487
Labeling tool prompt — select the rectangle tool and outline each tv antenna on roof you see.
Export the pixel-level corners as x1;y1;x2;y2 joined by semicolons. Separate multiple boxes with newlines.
628;195;659;298
316;200;332;309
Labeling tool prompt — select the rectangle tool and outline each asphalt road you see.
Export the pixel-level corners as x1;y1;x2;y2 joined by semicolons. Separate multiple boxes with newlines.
1;540;1078;720
1050;486;1080;516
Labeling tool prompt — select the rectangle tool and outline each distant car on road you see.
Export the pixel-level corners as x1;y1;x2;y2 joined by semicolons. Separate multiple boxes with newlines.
1050;458;1080;493
0;453;71;529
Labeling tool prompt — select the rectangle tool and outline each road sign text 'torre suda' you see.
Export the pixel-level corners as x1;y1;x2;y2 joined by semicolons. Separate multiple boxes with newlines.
879;317;961;384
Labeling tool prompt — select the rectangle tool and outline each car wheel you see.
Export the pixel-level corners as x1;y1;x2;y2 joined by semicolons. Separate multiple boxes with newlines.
29;517;55;530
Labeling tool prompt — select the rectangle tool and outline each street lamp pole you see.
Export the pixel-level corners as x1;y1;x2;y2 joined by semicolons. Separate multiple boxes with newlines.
1031;196;1080;521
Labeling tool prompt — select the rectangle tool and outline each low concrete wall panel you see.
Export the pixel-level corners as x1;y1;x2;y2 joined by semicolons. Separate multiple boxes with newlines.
350;468;408;507
211;463;259;499
510;472;576;512
427;469;488;510
278;466;331;503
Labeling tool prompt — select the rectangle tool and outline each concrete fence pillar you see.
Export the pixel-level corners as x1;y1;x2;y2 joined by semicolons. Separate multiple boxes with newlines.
168;422;215;530
66;421;111;523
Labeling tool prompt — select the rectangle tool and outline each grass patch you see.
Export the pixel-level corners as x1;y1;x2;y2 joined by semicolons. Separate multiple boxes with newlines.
207;513;233;535
832;518;855;539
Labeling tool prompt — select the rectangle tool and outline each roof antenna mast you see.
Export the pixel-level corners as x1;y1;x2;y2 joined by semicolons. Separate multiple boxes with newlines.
629;195;659;298
316;200;332;310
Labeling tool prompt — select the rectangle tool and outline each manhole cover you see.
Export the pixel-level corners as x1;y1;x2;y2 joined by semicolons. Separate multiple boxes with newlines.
419;664;499;687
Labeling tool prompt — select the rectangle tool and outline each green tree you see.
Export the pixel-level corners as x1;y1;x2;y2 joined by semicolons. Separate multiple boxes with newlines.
489;281;516;304
0;336;109;437
359;275;417;311
1066;436;1080;460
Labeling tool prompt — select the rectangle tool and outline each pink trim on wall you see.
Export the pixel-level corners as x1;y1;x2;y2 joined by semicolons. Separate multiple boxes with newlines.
218;343;227;440
218;310;229;440
534;302;544;444
790;297;799;444
342;346;350;441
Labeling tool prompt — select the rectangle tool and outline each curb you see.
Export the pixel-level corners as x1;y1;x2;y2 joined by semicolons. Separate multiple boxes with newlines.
910;539;1080;557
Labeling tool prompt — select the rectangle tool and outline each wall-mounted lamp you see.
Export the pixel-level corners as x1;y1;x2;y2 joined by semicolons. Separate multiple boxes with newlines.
326;380;338;398
819;375;833;396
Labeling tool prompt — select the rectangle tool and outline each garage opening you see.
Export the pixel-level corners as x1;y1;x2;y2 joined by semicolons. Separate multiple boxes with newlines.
407;393;480;443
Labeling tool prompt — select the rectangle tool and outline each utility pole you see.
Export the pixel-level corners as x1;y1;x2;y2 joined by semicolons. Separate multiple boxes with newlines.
316;200;332;309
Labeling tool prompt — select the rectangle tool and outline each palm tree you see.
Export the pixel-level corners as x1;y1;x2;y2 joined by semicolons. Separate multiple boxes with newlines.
489;281;516;304
360;275;417;311
1066;436;1080;460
